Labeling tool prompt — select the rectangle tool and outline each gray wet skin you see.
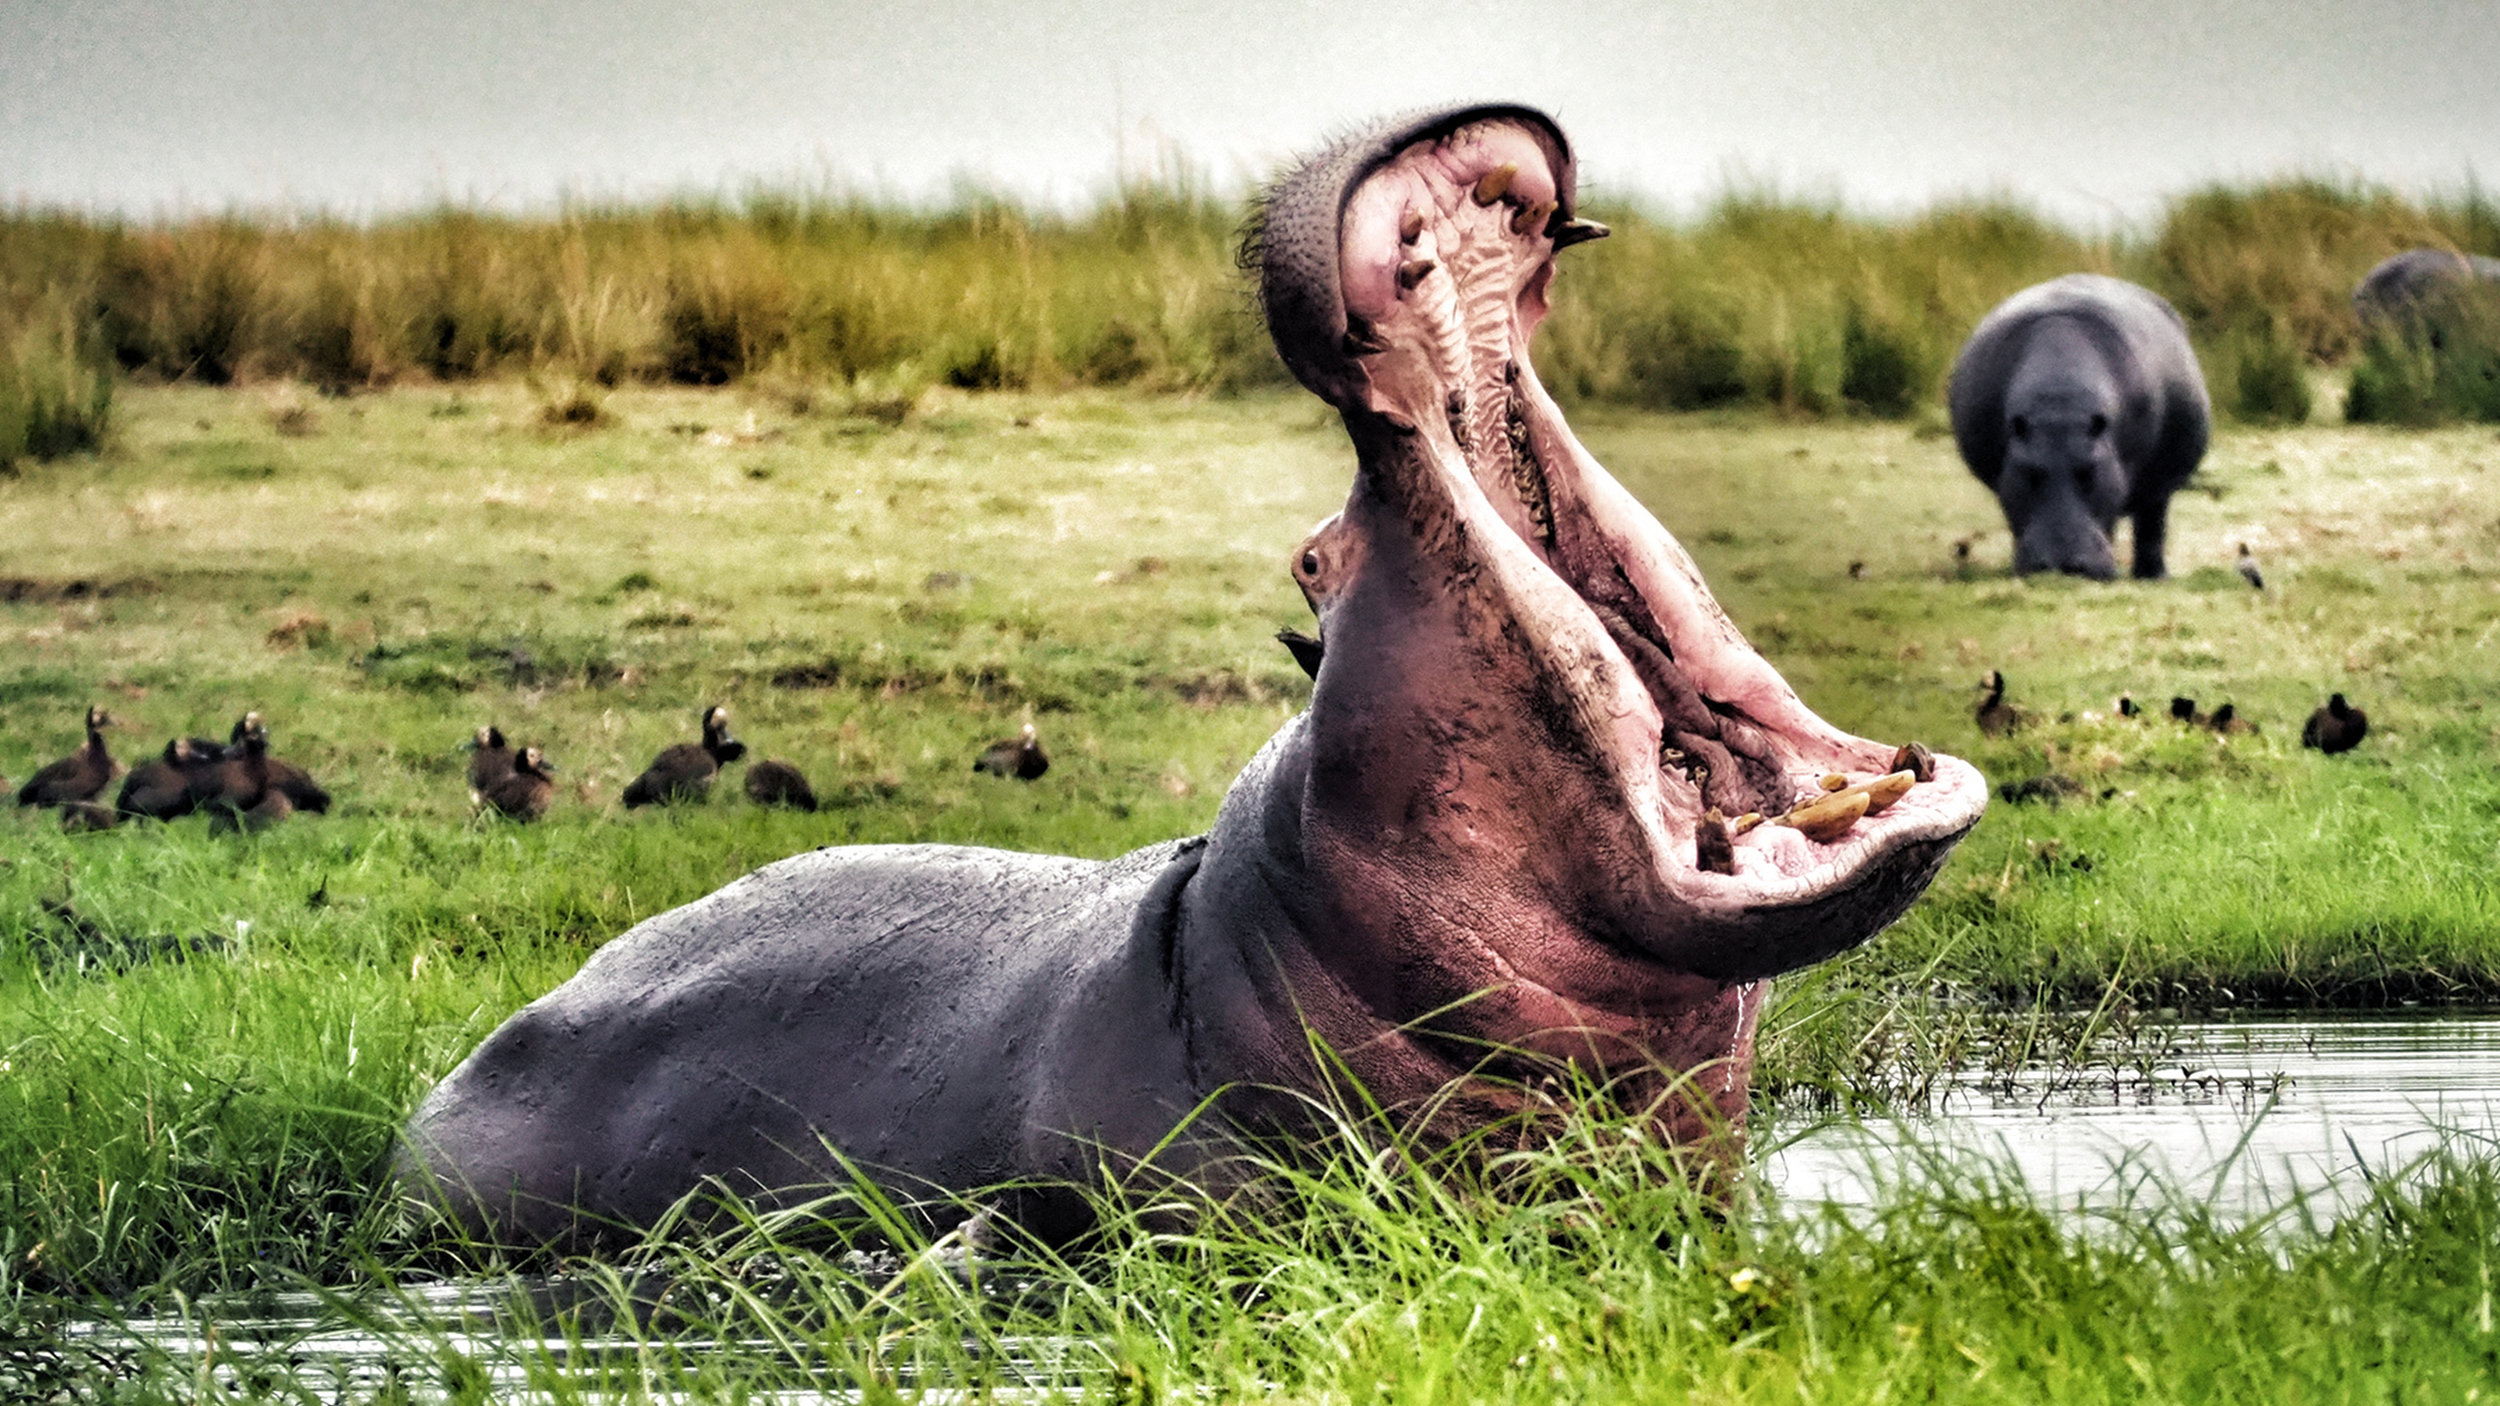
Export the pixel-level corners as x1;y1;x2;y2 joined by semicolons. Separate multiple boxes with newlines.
1948;275;2211;580
401;103;1989;1249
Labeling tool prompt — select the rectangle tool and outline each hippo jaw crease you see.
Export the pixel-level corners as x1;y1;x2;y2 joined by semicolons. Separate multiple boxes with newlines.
1264;106;1987;983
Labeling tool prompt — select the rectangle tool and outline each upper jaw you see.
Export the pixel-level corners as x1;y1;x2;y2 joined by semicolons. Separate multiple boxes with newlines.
1266;104;1987;969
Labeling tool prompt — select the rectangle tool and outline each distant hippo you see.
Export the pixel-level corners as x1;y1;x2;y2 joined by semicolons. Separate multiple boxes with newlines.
1949;275;2211;580
2353;248;2500;329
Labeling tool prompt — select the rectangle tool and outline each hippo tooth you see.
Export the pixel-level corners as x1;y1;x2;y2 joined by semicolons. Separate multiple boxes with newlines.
1854;771;1917;815
1779;789;1871;842
1398;258;1437;291
1696;808;1738;875
1888;741;1936;783
1509;199;1556;236
1547;215;1610;249
1729;810;1765;835
1819;773;1848;792
1399;208;1424;243
1471;163;1517;205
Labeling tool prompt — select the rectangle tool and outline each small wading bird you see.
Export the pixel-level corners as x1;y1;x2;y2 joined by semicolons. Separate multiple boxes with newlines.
974;722;1049;780
2116;695;2142;719
2208;702;2255;735
2236;542;2266;591
18;706;122;809
623;705;746;807
1974;671;2025;737
744;758;819;811
2302;693;2368;754
2170;696;2207;727
481;747;558;821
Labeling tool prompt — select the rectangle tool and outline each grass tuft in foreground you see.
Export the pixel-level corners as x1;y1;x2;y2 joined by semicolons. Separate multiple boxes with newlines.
16;1087;2500;1401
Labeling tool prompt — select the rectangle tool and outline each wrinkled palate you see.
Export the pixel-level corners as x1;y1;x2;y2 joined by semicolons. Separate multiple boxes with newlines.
1331;116;1973;892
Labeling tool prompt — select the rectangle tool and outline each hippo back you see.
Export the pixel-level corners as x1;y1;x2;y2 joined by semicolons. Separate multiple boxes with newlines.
400;840;1204;1245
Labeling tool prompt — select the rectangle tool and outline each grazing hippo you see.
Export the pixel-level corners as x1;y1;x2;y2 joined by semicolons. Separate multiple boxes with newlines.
2352;248;2500;329
1948;275;2211;580
400;103;1990;1248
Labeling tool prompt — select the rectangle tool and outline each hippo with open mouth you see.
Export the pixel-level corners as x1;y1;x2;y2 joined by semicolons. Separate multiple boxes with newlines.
401;103;1989;1247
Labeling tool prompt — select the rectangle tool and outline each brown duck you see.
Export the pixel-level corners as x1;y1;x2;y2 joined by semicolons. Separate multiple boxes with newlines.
229;713;330;814
463;725;515;804
481;746;557;821
116;736;226;820
744;758;819;811
2301;694;2368;754
973;722;1049;780
622;705;745;807
18;706;123;808
1974;671;2025;737
198;712;296;832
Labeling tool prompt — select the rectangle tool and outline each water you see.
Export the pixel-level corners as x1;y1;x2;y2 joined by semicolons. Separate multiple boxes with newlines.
1764;1014;2500;1217
43;1016;2500;1401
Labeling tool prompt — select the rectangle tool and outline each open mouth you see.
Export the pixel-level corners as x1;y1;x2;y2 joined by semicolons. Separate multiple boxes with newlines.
1274;109;1987;926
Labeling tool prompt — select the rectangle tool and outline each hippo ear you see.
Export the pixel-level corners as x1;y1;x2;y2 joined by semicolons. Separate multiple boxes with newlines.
2011;415;2031;440
2088;412;2109;436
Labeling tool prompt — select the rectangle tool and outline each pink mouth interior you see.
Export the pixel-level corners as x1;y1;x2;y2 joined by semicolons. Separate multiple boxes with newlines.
1335;120;1988;905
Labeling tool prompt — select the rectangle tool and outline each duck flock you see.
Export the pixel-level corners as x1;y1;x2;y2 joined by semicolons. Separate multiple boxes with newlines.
1976;671;2369;752
11;702;1052;833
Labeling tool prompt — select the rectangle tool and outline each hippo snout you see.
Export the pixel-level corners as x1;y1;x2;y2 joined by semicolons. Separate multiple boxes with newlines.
2014;526;2118;580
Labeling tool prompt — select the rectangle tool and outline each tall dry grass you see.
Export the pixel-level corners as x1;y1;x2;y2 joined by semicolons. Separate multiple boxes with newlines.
3;174;2494;423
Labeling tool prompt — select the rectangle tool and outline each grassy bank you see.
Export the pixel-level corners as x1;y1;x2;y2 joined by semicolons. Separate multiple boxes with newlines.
18;1101;2500;1401
5;176;2496;427
1;383;2496;1304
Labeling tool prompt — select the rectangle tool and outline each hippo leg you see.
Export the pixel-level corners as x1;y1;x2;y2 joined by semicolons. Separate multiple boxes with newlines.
2131;496;2171;580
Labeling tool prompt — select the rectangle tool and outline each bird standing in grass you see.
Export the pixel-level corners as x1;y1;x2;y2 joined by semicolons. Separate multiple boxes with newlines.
199;712;294;832
116;737;225;820
745;758;819;811
2209;703;2256;735
2302;694;2369;754
463;725;515;805
623;705;746;807
2236;543;2266;591
222;712;330;814
974;722;1049;780
2170;696;2207;727
1974;671;2024;737
482;747;558;821
18;706;123;808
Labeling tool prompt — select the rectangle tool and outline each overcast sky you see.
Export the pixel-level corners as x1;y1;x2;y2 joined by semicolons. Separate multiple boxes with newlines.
4;0;2494;227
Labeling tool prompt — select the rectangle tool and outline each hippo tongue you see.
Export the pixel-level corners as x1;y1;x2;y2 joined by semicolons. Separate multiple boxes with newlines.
1262;107;1986;979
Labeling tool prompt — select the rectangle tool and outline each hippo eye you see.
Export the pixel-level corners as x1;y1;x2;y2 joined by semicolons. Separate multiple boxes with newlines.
1300;551;1320;577
2088;413;2108;436
2011;415;2030;440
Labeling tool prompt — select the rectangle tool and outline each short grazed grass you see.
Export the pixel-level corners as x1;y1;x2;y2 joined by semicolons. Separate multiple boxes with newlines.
1;384;2496;1366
